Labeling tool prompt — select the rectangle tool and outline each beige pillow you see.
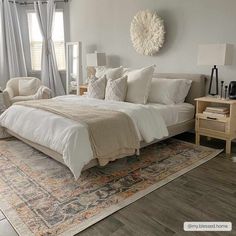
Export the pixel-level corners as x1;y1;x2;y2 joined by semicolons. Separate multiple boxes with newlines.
126;65;155;104
105;76;128;101
87;76;106;99
19;79;38;96
96;66;124;80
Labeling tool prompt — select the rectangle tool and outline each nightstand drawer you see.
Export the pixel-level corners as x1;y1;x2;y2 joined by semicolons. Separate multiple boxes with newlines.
199;119;226;132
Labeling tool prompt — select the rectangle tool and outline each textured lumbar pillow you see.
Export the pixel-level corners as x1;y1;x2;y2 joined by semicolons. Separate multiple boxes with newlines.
96;66;124;80
105;76;128;101
126;65;155;104
19;79;38;96
87;76;106;99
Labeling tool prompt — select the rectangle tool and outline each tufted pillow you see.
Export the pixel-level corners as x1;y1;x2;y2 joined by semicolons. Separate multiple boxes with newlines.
87;76;106;99
125;65;155;104
19;79;38;96
105;76;128;101
96;66;124;80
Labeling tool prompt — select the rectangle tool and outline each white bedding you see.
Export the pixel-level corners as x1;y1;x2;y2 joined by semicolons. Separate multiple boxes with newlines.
146;103;195;126
0;96;172;178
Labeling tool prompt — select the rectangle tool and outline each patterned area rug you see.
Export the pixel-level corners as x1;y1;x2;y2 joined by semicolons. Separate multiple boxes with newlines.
0;138;222;236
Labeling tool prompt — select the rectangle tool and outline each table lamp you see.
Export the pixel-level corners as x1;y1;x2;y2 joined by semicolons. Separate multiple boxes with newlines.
197;44;233;96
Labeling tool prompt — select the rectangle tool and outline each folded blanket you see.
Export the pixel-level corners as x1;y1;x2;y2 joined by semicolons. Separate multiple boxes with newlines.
16;99;140;166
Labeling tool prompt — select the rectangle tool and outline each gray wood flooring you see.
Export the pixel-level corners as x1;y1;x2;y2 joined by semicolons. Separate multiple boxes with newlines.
0;133;235;236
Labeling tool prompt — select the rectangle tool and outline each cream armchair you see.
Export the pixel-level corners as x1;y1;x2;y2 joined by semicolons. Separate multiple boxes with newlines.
3;77;52;108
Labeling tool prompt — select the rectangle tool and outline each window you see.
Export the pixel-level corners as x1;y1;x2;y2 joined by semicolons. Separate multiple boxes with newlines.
27;11;65;71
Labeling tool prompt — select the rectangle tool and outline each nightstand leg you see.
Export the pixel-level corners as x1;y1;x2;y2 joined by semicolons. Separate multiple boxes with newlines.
196;133;200;146
226;140;231;155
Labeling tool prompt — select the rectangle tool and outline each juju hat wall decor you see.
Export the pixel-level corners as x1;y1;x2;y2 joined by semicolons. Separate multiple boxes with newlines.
130;9;165;56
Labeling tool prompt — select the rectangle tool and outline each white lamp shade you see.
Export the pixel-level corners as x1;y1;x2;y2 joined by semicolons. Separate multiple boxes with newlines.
86;52;106;67
197;44;233;66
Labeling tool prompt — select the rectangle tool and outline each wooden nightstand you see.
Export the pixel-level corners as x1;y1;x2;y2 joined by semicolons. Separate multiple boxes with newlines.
195;96;236;155
79;85;88;96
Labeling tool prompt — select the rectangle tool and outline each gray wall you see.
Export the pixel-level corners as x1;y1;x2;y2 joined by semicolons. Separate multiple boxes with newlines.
69;0;236;85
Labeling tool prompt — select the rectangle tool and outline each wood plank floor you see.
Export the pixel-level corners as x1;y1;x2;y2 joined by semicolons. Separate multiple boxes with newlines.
1;133;235;236
77;133;236;236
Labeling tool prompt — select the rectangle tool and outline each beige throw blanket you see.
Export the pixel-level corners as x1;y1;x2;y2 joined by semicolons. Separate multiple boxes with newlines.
16;99;140;166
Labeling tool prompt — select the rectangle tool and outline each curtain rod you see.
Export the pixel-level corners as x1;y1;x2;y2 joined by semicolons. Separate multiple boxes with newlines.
8;0;68;5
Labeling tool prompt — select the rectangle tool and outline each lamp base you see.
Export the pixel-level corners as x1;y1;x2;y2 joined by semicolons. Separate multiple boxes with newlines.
208;65;219;96
87;66;96;79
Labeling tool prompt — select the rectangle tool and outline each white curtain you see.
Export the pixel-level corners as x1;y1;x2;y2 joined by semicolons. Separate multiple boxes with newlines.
34;0;65;96
0;0;27;87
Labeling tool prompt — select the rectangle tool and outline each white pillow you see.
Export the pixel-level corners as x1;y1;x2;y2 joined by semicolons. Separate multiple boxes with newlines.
19;79;38;96
95;66;123;80
123;67;131;76
105;76;128;101
148;78;192;105
87;76;106;99
125;65;155;104
176;79;192;103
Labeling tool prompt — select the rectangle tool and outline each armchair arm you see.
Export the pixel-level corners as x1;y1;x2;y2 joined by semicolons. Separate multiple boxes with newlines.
35;86;53;99
3;87;14;108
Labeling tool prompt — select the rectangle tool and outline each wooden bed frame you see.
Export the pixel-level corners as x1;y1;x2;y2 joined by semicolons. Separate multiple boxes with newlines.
6;73;206;171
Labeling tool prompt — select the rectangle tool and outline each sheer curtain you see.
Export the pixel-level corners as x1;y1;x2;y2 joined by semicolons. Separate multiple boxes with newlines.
34;0;65;96
0;0;27;87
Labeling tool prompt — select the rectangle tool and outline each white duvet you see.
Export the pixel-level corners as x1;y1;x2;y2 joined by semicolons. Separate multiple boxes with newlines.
0;96;168;178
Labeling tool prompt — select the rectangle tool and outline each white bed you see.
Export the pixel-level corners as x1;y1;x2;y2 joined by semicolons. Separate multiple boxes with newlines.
0;73;206;179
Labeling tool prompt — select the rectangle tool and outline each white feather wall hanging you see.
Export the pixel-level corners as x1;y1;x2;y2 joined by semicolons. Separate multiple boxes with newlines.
130;9;165;56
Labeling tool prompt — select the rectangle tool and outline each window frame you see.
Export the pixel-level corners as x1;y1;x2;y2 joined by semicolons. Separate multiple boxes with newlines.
27;8;66;73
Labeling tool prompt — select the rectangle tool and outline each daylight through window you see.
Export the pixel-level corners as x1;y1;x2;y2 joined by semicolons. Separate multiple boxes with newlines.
27;11;65;71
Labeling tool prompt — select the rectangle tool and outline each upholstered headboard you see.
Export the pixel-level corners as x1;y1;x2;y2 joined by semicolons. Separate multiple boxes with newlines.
153;73;206;105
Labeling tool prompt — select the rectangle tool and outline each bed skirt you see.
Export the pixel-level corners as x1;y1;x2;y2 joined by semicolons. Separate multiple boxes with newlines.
6;119;195;171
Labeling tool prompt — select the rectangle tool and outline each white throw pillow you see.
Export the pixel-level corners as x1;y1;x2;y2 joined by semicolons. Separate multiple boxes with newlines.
176;79;192;103
105;76;128;101
95;66;123;80
87;76;106;99
19;79;38;96
126;65;155;104
148;78;192;105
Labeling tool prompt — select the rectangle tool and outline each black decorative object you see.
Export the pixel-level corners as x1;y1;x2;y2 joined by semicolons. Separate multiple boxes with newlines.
208;65;219;96
220;81;224;98
225;85;228;99
229;81;236;99
198;44;233;96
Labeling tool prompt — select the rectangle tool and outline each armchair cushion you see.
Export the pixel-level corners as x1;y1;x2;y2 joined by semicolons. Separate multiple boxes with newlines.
11;95;37;103
11;86;52;103
19;79;38;96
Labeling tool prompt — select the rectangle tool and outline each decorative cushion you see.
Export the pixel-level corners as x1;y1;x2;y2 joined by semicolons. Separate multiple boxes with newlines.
18;79;38;96
96;66;124;80
148;78;192;105
176;79;192;103
125;65;155;104
87;76;106;99
105;76;128;101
